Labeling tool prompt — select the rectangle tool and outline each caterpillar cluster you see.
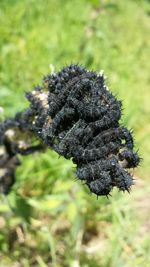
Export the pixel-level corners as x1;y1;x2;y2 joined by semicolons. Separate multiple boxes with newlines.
0;64;140;196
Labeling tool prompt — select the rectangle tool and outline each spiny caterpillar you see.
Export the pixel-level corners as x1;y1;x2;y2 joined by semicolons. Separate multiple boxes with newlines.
0;64;140;196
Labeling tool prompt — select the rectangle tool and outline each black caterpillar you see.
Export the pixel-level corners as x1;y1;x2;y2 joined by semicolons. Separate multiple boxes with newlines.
0;64;140;196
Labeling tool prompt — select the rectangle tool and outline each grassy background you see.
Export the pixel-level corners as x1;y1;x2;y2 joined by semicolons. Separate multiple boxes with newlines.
0;0;150;266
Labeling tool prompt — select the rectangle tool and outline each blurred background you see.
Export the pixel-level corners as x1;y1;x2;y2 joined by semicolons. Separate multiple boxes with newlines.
0;0;150;266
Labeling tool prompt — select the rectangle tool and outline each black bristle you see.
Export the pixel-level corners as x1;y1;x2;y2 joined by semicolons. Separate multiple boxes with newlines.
0;64;140;195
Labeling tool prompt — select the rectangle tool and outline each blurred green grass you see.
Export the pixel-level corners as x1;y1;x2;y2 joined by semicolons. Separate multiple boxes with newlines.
0;0;150;266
